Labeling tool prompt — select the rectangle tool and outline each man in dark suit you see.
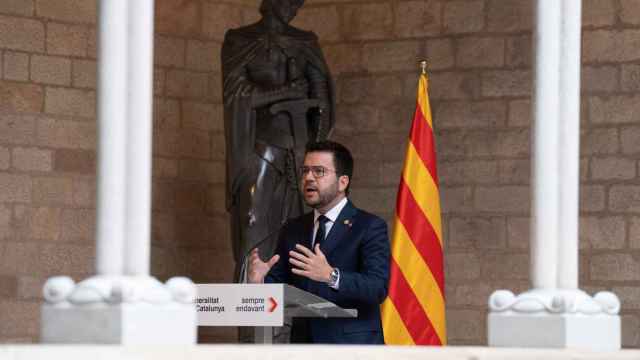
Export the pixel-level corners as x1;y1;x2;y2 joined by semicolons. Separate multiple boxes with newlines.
248;141;390;344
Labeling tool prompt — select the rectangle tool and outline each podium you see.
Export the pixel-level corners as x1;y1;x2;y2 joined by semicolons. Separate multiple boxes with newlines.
256;284;357;343
196;284;357;344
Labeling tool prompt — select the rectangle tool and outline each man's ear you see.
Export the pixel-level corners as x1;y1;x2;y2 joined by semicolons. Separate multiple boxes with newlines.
338;175;349;193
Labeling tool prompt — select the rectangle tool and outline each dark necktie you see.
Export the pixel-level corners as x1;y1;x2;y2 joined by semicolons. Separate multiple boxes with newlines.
314;215;329;249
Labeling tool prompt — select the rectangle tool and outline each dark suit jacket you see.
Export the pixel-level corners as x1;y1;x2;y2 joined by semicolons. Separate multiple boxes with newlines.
265;200;390;344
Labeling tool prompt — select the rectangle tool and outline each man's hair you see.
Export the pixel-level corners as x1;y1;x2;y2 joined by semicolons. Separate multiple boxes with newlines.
305;141;354;194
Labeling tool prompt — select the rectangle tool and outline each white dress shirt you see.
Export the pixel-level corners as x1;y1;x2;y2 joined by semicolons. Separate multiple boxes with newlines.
312;196;348;246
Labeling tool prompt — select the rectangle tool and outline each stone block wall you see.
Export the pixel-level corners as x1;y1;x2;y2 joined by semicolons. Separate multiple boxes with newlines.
0;0;639;348
0;0;247;343
291;0;640;347
0;0;98;342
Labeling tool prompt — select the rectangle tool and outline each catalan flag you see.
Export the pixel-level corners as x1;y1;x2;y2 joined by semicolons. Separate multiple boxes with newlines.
381;66;446;345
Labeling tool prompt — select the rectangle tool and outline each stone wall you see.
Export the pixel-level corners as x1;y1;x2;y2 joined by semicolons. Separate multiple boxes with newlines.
0;0;639;348
291;0;640;347
0;0;243;343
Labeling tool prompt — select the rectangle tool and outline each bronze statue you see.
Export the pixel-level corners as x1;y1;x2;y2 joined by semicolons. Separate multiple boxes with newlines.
222;0;335;281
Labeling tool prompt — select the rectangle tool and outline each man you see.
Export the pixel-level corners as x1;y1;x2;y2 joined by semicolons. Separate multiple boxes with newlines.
221;0;335;281
248;141;390;344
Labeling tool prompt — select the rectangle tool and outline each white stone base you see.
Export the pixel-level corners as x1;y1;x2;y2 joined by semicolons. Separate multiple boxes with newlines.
41;302;196;344
489;312;620;351
488;289;621;351
40;275;197;344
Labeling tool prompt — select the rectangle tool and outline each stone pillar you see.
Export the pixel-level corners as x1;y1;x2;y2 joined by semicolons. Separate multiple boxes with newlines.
557;0;581;290
95;0;127;277
530;0;561;290
40;0;197;344
487;0;621;351
124;0;154;276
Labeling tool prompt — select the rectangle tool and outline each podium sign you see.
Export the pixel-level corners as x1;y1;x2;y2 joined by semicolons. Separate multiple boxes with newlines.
196;284;284;327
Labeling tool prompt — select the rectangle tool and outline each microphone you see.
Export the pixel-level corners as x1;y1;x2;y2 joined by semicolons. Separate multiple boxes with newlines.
238;219;292;283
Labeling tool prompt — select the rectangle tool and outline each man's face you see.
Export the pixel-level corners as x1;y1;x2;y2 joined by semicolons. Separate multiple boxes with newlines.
300;151;348;212
272;0;301;24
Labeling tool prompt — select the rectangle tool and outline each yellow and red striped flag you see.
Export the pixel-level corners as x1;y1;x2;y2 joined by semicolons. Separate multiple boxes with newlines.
381;66;446;345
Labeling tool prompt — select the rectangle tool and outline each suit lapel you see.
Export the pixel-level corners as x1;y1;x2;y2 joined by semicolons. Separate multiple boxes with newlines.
300;212;314;250
321;201;357;256
295;212;315;291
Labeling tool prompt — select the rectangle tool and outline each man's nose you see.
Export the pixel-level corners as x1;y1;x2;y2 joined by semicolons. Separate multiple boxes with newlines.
302;169;315;181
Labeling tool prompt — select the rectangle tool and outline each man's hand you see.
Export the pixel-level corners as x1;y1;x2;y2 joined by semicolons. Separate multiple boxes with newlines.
247;248;280;284
289;244;333;283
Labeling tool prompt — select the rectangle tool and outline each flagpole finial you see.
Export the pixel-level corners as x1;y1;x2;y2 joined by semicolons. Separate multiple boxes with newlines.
419;60;428;74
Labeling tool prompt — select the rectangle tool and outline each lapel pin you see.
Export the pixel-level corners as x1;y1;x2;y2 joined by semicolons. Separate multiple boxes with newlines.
344;219;352;227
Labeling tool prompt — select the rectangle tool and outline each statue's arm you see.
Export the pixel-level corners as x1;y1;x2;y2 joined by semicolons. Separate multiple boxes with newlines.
223;33;308;109
247;79;308;108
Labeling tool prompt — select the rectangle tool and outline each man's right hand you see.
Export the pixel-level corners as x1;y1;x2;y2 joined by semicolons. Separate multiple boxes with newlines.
247;248;280;283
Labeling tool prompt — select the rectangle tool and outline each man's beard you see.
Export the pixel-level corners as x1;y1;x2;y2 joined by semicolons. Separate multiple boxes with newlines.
304;181;339;209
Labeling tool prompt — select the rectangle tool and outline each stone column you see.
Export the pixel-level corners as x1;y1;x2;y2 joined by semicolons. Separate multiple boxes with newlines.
557;0;581;290
124;0;154;276
95;0;127;277
40;0;197;344
487;0;621;351
530;0;561;290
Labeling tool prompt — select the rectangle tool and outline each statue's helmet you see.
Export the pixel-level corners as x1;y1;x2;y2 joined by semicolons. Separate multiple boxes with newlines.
260;0;305;16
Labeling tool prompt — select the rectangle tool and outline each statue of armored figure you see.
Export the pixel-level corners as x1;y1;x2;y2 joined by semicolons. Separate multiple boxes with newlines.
222;0;335;281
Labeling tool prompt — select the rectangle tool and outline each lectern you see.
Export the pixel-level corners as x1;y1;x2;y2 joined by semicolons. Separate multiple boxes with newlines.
196;284;357;344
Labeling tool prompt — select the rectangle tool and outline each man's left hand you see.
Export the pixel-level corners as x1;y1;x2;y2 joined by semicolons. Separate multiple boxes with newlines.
289;244;333;283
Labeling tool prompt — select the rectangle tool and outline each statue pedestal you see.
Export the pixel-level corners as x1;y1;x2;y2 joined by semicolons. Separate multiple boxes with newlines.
40;276;196;344
488;289;621;351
